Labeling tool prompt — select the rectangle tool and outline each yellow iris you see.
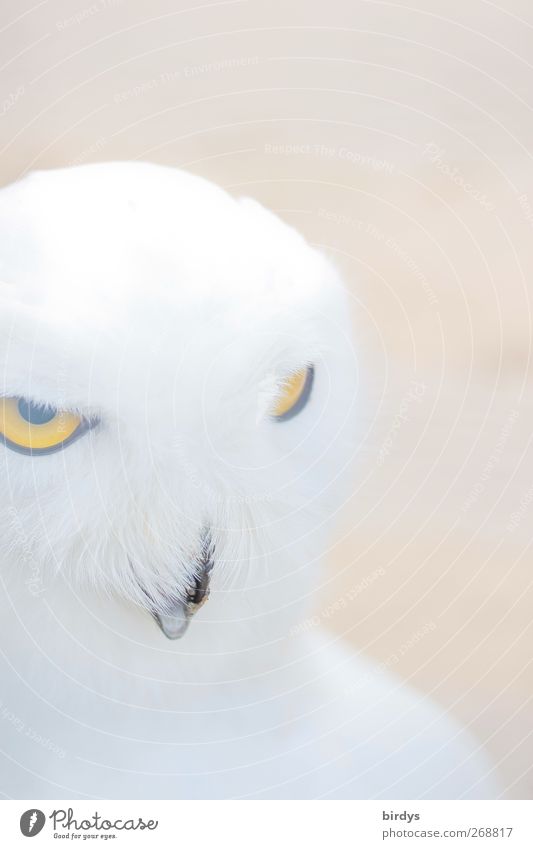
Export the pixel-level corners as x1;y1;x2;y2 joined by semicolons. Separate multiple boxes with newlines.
272;366;313;420
0;397;83;453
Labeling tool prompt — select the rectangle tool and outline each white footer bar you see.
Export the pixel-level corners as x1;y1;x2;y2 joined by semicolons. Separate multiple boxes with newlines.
2;800;532;847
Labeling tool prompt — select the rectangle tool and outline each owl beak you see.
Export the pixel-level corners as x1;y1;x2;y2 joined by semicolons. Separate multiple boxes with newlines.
152;533;214;640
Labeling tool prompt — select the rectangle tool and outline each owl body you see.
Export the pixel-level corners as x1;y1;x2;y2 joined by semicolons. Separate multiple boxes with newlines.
0;163;499;799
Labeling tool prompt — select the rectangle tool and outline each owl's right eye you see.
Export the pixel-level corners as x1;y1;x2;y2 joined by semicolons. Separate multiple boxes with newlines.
0;397;95;455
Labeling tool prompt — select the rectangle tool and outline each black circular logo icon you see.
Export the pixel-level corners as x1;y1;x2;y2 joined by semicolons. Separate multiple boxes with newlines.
20;809;46;837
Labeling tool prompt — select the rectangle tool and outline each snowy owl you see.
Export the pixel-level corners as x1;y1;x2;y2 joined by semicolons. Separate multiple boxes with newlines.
0;162;499;799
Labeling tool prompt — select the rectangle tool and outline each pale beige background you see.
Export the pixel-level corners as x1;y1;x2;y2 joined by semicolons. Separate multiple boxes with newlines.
1;0;532;798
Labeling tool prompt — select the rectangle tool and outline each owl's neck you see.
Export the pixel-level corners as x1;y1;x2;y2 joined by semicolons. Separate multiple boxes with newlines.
1;544;323;689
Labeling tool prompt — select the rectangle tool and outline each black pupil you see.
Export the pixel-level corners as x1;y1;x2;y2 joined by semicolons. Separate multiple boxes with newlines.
17;399;56;425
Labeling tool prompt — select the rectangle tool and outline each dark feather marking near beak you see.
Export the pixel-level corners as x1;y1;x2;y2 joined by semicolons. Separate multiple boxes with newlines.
153;533;214;640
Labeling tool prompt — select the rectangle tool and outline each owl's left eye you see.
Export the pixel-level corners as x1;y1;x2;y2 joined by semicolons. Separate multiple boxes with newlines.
271;365;314;421
0;397;94;455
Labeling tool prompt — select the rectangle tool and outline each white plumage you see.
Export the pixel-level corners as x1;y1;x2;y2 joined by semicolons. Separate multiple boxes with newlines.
0;163;498;798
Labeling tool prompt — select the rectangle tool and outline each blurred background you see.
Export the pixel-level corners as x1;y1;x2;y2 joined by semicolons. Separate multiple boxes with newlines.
1;0;532;798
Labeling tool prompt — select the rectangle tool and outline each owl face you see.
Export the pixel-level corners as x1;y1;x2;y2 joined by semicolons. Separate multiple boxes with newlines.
0;163;358;633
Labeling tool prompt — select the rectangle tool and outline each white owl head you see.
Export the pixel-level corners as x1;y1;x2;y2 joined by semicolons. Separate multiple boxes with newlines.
0;162;358;639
